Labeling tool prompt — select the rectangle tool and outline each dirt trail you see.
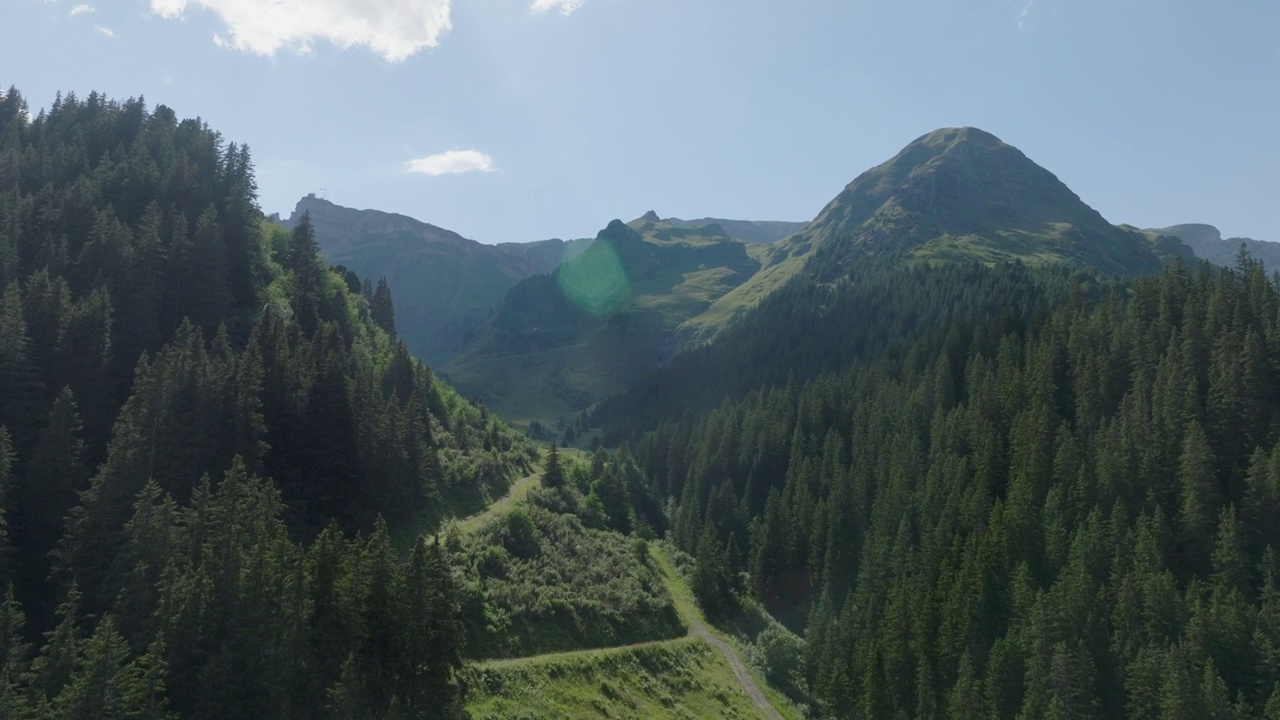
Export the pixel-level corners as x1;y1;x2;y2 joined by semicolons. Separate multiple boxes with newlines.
463;482;787;719
456;470;540;534
686;615;784;720
653;546;787;720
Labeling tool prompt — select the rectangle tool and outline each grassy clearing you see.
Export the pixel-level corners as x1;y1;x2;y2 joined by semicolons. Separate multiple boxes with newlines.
467;638;776;720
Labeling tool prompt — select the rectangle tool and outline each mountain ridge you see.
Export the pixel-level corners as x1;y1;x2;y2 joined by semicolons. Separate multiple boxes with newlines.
676;126;1193;343
440;217;764;424
1143;222;1280;269
281;195;590;366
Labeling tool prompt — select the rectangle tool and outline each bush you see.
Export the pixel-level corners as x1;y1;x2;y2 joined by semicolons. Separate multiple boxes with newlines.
503;508;539;558
747;623;806;691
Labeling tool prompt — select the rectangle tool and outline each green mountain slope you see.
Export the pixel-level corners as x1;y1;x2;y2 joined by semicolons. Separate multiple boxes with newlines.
679;127;1192;344
441;219;762;425
1144;222;1280;269
283;195;590;367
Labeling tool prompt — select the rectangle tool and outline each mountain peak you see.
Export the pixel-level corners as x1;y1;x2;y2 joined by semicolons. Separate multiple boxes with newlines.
910;126;1006;150
779;126;1177;275
640;210;661;222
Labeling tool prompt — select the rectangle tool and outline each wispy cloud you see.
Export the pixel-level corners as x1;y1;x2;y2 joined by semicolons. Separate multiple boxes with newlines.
146;0;452;62
1018;0;1035;29
406;150;495;176
95;25;114;37
69;4;95;16
532;0;584;15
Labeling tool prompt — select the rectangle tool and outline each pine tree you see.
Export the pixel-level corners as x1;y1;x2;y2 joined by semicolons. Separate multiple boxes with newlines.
0;430;12;583
51;616;174;720
287;212;321;338
1179;421;1219;570
0;282;43;449
0;586;30;718
18;388;86;607
370;277;396;337
542;442;565;489
692;524;731;617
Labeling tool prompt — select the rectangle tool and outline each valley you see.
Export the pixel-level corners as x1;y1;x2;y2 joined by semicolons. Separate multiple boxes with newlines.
1;79;1277;720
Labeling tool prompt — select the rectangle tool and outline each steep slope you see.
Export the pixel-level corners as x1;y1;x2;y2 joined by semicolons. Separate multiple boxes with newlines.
1145;222;1280;269
679;127;1191;343
283;195;589;366
441;219;762;425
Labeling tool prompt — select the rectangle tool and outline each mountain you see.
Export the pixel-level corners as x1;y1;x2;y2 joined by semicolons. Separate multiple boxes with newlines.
282;195;590;366
440;218;762;425
663;215;807;244
678;127;1193;343
1143;222;1280;269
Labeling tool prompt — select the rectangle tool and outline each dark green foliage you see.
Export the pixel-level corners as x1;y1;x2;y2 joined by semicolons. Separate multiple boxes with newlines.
542;442;565;489
462;480;684;659
371;275;396;337
692;524;733;618
615;253;1280;718
0;88;532;718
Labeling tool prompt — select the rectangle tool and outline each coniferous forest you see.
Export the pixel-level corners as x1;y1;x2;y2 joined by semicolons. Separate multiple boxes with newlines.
0;88;531;718
600;252;1280;718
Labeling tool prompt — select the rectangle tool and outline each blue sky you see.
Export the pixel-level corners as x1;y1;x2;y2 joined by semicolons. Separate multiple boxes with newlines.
2;0;1277;243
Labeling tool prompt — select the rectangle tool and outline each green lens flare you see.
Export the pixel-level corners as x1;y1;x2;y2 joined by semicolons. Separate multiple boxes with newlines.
557;240;630;315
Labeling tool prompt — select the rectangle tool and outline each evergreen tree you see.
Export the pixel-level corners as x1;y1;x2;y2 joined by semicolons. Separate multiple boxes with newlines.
287;212;321;338
542;442;565;489
370;276;396;337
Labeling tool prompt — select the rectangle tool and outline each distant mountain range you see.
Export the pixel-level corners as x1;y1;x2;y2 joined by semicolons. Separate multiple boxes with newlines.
1140;223;1280;269
290;127;1220;428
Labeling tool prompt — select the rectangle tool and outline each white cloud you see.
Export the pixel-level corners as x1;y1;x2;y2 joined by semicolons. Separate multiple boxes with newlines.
95;25;114;37
532;0;583;15
406;150;495;176
1018;0;1035;28
69;4;94;16
146;0;452;62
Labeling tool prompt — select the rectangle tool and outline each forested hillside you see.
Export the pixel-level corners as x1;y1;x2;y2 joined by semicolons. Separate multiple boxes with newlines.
613;251;1280;717
0;87;529;718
